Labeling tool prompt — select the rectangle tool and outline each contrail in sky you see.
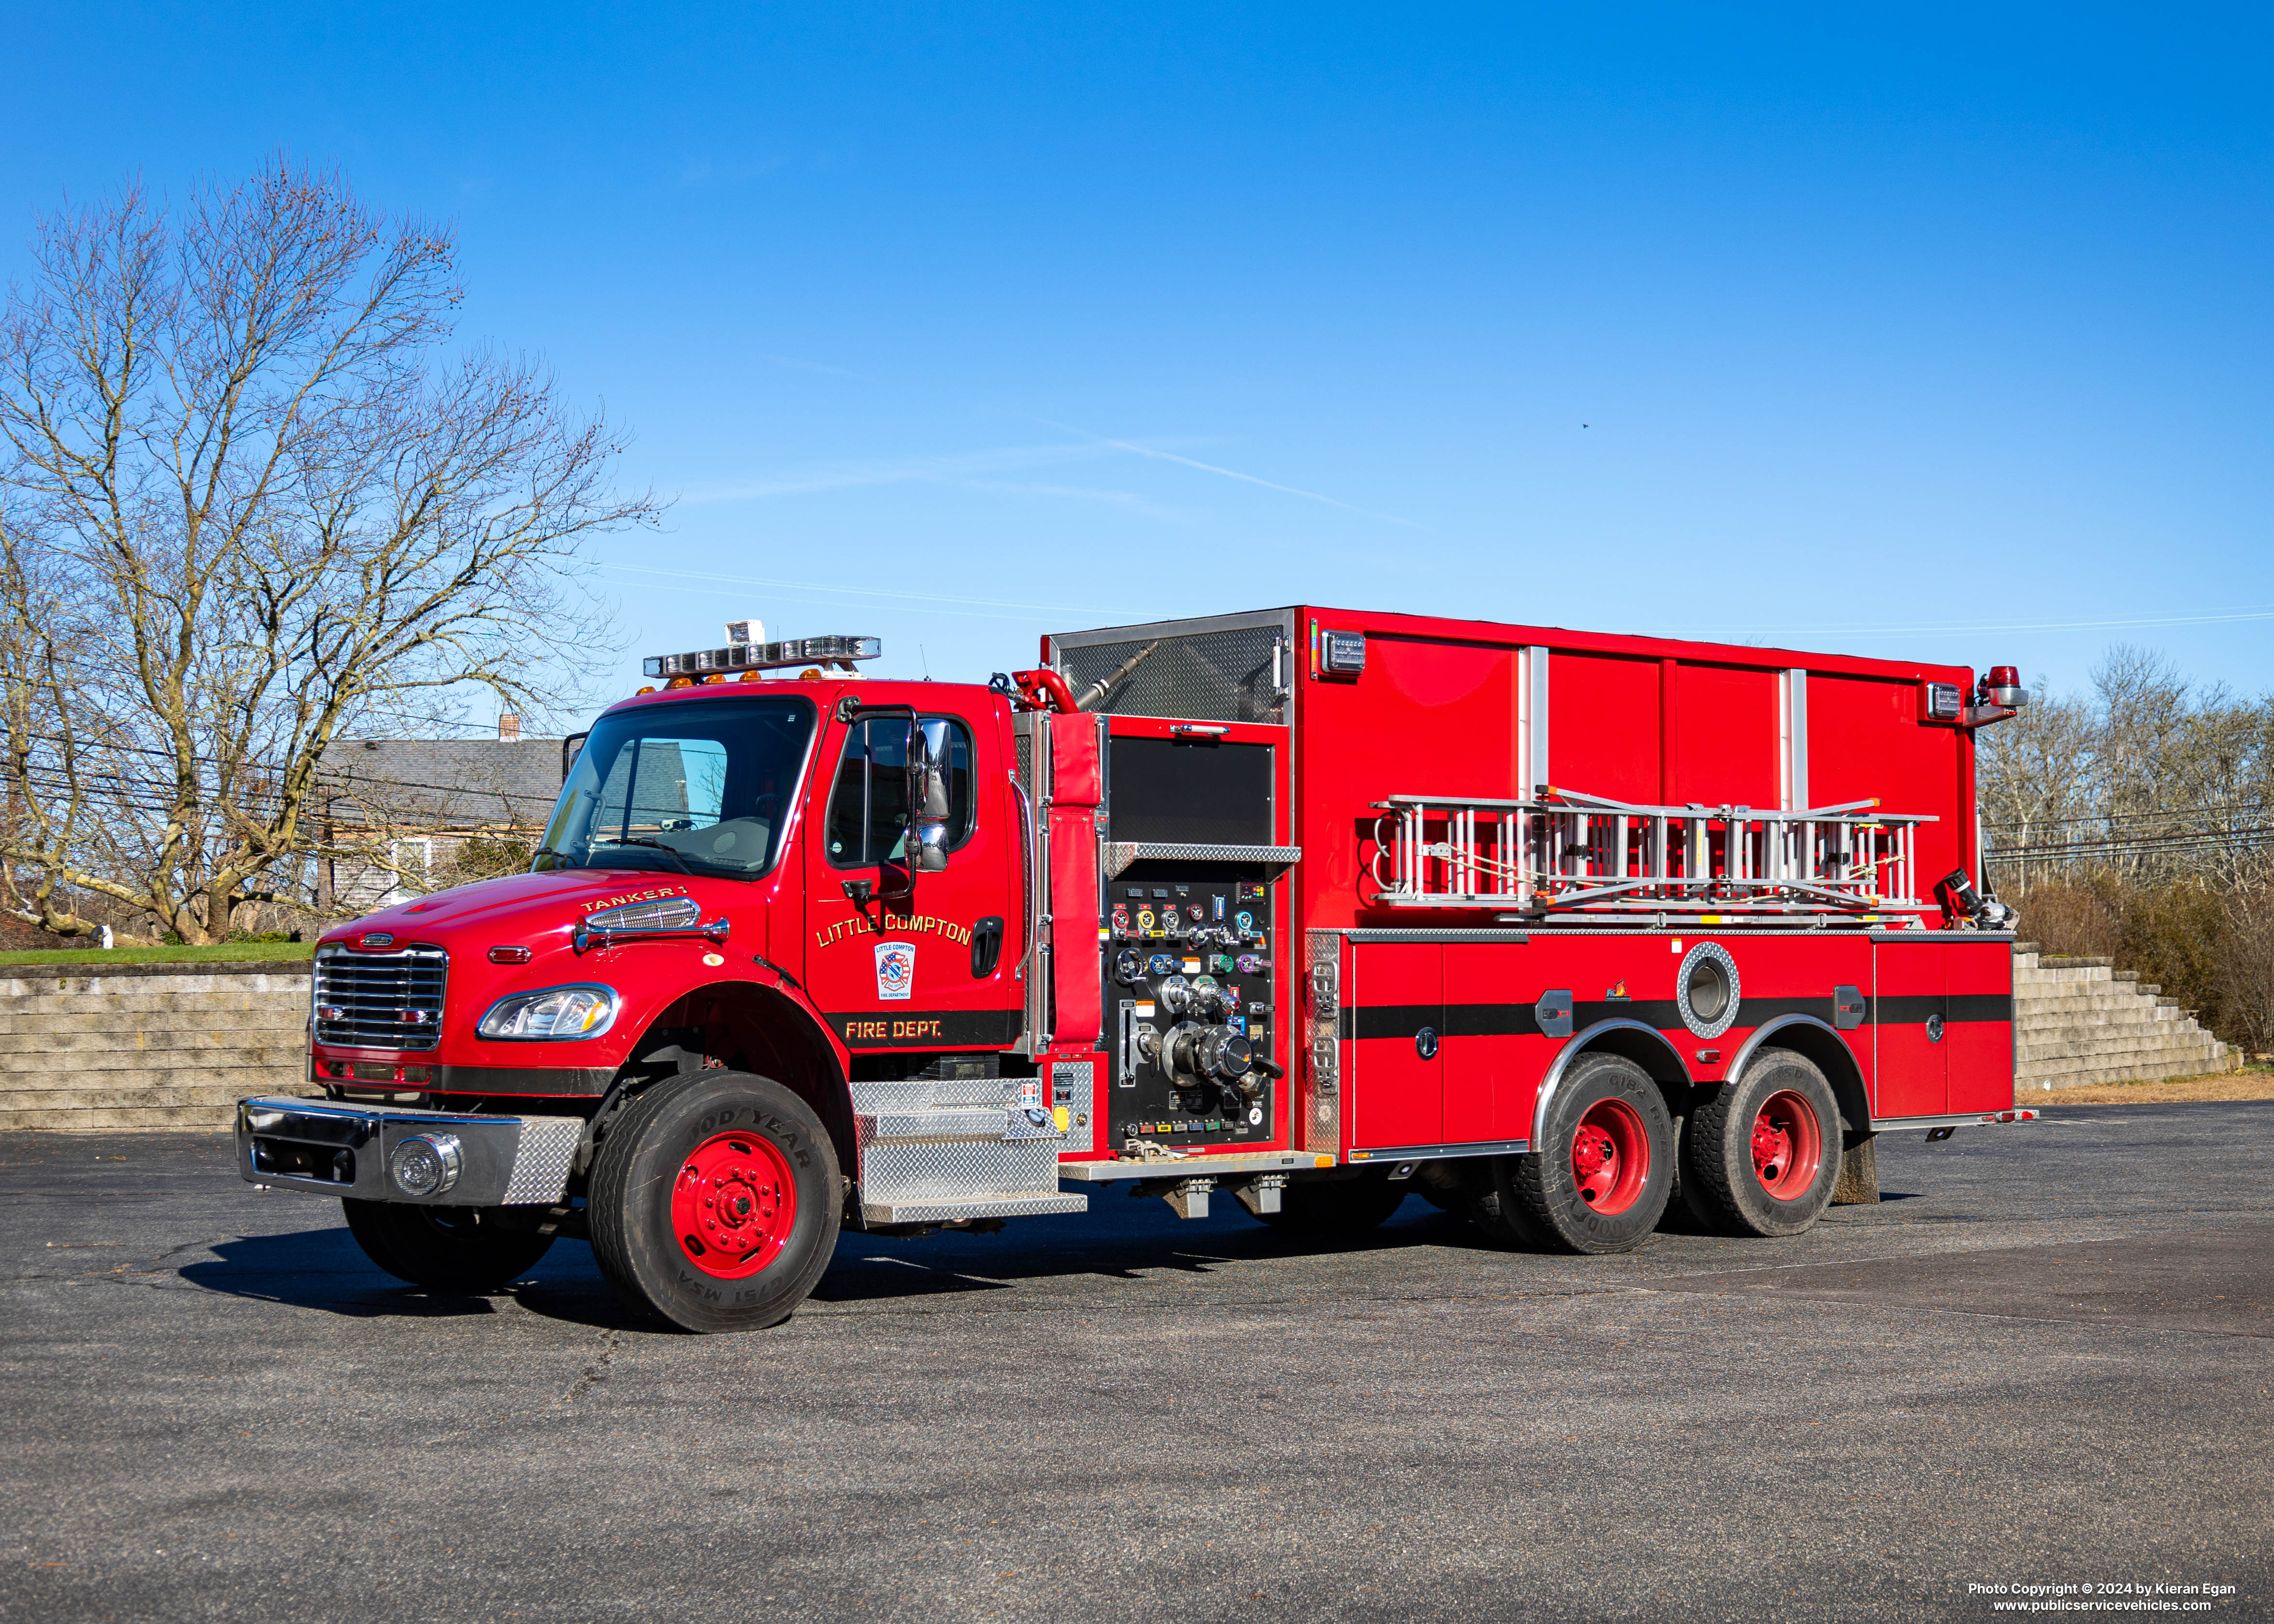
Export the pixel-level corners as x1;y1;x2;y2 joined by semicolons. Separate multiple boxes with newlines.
1030;416;1424;529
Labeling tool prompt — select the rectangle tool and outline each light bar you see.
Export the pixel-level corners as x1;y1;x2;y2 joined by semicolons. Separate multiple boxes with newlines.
643;635;881;679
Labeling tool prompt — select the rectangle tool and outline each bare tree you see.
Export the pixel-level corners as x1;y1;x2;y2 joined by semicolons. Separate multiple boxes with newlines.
0;161;658;942
1976;681;2095;890
1980;645;2274;890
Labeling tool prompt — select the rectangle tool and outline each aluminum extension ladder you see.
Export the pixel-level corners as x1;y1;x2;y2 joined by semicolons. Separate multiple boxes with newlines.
1367;786;1937;918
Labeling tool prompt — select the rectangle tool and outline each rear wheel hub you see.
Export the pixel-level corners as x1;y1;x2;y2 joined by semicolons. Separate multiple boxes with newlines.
1750;1088;1823;1201
1569;1098;1648;1215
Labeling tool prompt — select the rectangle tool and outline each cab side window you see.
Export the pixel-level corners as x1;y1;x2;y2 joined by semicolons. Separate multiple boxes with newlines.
824;716;975;868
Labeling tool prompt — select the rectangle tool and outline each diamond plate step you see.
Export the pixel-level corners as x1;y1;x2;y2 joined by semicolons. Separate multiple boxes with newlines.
849;1077;1025;1113
859;1190;1088;1225
861;1108;1016;1141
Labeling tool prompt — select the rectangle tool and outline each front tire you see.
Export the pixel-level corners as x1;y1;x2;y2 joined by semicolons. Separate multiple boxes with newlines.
1683;1050;1841;1237
1498;1054;1675;1253
588;1070;842;1333
342;1200;554;1293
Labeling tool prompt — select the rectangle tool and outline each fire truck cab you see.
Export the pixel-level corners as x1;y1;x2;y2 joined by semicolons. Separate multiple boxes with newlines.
235;607;2034;1332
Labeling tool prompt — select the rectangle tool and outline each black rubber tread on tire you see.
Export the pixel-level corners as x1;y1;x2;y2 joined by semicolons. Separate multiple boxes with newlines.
1261;1170;1410;1234
1463;1158;1533;1248
1495;1053;1675;1254
587;1070;841;1333
1667;1111;1725;1233
1683;1049;1842;1238
341;1200;554;1293
1412;1170;1467;1214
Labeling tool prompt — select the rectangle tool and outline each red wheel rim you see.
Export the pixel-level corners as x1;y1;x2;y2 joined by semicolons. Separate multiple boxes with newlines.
1569;1099;1649;1215
672;1131;799;1280
1750;1088;1822;1201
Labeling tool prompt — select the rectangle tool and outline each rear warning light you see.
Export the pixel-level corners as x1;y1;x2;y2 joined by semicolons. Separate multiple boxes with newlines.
1982;665;2028;708
488;946;533;965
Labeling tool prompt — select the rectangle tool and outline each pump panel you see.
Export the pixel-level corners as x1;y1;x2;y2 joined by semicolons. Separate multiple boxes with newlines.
1103;874;1279;1149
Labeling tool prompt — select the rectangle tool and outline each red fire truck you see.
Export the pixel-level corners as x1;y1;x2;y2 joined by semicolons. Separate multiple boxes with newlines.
236;606;2036;1332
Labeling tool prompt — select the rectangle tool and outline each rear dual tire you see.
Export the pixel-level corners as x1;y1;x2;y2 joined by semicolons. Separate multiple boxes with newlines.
1681;1051;1841;1237
1495;1053;1676;1254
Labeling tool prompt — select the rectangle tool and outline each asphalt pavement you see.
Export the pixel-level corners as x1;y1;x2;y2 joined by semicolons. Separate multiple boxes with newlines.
2;1102;2269;1624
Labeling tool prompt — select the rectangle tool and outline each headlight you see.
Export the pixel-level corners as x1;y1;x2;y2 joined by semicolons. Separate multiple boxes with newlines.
477;984;619;1041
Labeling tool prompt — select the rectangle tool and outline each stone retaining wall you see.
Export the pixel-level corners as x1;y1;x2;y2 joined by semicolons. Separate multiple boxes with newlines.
2010;943;2233;1093
0;963;309;1130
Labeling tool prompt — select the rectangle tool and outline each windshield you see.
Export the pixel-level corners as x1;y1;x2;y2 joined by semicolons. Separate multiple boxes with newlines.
533;696;817;880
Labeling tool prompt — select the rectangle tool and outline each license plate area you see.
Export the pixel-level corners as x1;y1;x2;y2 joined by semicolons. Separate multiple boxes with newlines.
250;1138;357;1186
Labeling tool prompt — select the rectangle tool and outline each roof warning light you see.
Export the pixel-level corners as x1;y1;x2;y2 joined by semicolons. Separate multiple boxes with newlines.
643;633;881;680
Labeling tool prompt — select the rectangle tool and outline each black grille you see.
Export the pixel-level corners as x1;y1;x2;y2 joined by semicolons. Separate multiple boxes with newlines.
1058;625;1288;724
313;946;449;1052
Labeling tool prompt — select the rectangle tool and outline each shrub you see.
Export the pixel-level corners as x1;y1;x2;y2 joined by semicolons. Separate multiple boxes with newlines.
2012;870;2274;1047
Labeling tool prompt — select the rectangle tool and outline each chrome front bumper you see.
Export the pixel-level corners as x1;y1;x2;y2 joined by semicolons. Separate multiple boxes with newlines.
235;1096;584;1206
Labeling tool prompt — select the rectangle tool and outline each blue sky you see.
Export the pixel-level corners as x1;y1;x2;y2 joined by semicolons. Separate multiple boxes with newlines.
6;5;2271;721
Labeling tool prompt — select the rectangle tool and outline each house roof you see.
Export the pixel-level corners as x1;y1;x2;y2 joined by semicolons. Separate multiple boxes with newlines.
329;737;565;830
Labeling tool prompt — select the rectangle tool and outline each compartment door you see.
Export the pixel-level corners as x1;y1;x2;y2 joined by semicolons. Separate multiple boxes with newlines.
1442;943;1535;1144
1348;942;1443;1149
1944;937;2015;1115
1872;940;1948;1118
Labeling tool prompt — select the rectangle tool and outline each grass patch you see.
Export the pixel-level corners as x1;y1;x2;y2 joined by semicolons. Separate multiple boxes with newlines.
0;942;317;966
2030;1066;2274;1107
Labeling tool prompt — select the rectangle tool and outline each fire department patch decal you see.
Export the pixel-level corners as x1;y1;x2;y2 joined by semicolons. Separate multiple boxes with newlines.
874;941;916;1001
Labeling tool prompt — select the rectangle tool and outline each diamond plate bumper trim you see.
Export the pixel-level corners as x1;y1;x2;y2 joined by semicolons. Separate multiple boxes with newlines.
235;1096;583;1206
500;1116;585;1203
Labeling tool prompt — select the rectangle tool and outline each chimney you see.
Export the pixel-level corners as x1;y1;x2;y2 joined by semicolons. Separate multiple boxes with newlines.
498;713;521;743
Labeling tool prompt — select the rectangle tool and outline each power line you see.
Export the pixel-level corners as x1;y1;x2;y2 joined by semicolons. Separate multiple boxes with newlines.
1983;798;2274;834
1;728;565;811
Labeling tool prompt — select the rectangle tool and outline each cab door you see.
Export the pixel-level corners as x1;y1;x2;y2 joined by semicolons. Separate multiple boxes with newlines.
800;706;1021;1054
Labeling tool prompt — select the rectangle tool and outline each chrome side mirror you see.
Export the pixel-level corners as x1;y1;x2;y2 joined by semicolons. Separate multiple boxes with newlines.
909;718;953;874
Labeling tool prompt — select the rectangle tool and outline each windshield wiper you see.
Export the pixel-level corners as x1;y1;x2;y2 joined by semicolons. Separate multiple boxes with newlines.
590;836;695;876
530;845;578;869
